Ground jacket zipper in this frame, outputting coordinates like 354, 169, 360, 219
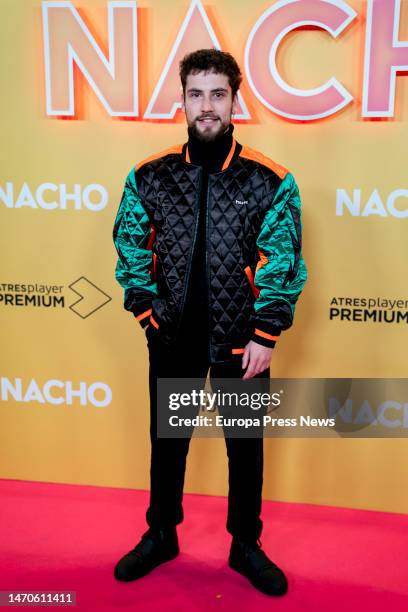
173, 167, 203, 345
206, 176, 212, 362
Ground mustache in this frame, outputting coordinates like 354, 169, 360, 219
196, 114, 219, 121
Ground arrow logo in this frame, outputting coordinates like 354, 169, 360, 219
68, 276, 111, 318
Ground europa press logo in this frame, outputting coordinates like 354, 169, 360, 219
0, 277, 111, 318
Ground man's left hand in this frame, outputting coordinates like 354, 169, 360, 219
241, 341, 273, 380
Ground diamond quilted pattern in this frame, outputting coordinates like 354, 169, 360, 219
135, 152, 282, 361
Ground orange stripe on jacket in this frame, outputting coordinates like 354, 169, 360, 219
136, 145, 184, 171
244, 266, 260, 299
239, 146, 289, 180
222, 139, 237, 170
151, 252, 157, 279
255, 248, 268, 277
146, 224, 156, 250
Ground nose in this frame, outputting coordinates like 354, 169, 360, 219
200, 94, 214, 114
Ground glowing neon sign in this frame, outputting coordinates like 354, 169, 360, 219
41, 0, 408, 121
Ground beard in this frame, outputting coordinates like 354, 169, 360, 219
188, 115, 231, 143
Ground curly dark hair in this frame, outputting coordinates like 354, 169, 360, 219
179, 48, 242, 97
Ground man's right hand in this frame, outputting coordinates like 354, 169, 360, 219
242, 340, 273, 380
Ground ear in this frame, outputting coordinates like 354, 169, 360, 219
180, 86, 186, 112
232, 93, 239, 117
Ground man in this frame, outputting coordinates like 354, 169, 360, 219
112, 49, 307, 596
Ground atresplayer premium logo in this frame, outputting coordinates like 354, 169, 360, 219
329, 296, 408, 324
68, 277, 111, 318
0, 276, 111, 318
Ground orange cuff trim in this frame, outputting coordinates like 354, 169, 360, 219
232, 348, 245, 354
150, 315, 159, 329
136, 308, 152, 322
254, 329, 278, 341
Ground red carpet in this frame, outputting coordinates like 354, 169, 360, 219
0, 479, 407, 611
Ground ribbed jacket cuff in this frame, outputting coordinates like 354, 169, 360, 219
251, 323, 281, 349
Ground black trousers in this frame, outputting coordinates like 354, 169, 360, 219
145, 324, 269, 542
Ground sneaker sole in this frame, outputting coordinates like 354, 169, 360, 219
228, 557, 288, 596
114, 548, 179, 582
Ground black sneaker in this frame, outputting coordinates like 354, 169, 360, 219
114, 527, 179, 581
228, 537, 288, 596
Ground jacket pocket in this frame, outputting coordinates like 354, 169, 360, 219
244, 266, 260, 299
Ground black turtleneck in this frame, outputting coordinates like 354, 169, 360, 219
177, 124, 235, 346
187, 123, 234, 173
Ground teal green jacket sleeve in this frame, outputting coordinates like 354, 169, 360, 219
112, 168, 157, 327
251, 171, 308, 348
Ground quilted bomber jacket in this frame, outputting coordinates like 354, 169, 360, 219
112, 136, 308, 364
